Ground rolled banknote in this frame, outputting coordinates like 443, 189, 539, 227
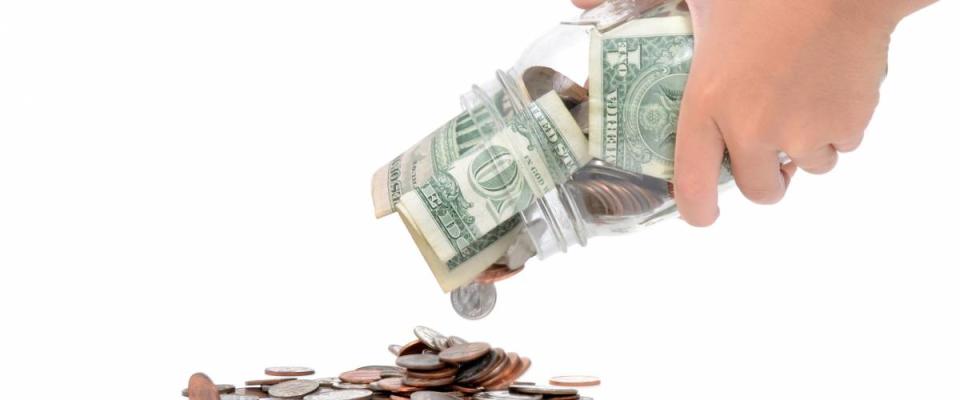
372, 91, 514, 219
398, 91, 590, 292
588, 15, 693, 181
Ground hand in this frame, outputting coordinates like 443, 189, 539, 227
573, 0, 935, 226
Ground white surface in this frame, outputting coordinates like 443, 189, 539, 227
1, 1, 958, 399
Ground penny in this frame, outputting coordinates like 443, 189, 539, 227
508, 385, 577, 396
182, 384, 235, 397
265, 366, 315, 377
357, 365, 405, 373
376, 377, 419, 394
398, 340, 430, 357
456, 348, 502, 384
471, 349, 509, 385
306, 389, 375, 400
414, 326, 447, 352
404, 365, 458, 380
186, 373, 220, 400
474, 265, 525, 284
341, 370, 383, 384
245, 378, 295, 386
410, 391, 461, 400
481, 353, 523, 390
268, 379, 321, 398
548, 376, 600, 387
450, 282, 497, 320
402, 374, 456, 388
439, 342, 492, 364
396, 354, 446, 371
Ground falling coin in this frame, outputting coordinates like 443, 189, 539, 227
549, 376, 601, 387
450, 282, 497, 320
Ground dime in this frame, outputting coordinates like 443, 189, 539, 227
450, 282, 497, 320
410, 391, 461, 400
268, 379, 321, 398
186, 373, 220, 400
305, 389, 375, 400
245, 378, 295, 386
182, 384, 235, 397
396, 354, 446, 371
265, 366, 315, 377
388, 345, 403, 356
508, 385, 578, 396
548, 376, 601, 387
439, 342, 492, 364
413, 326, 448, 352
341, 370, 383, 384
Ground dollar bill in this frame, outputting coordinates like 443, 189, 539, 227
588, 15, 694, 181
372, 92, 513, 219
398, 91, 589, 292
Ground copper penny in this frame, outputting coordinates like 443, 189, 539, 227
439, 342, 491, 364
410, 392, 461, 400
548, 376, 600, 387
341, 370, 383, 384
404, 366, 458, 380
377, 377, 419, 394
245, 378, 295, 386
396, 354, 446, 371
456, 348, 503, 384
402, 374, 456, 388
265, 366, 315, 377
398, 340, 430, 357
471, 349, 510, 385
474, 265, 525, 284
480, 353, 521, 390
186, 373, 222, 400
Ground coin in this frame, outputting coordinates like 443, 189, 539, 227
450, 282, 497, 320
234, 387, 269, 397
396, 354, 446, 371
474, 391, 543, 400
471, 349, 509, 385
182, 384, 235, 397
268, 379, 321, 398
439, 342, 492, 364
314, 377, 340, 387
404, 365, 458, 380
456, 348, 501, 384
410, 391, 461, 400
220, 395, 260, 400
245, 378, 295, 386
398, 339, 430, 357
388, 345, 403, 356
414, 326, 448, 352
474, 265, 525, 285
305, 389, 375, 400
446, 336, 468, 347
548, 376, 600, 387
186, 373, 220, 400
402, 374, 456, 388
265, 366, 315, 377
508, 385, 577, 396
376, 377, 419, 394
334, 382, 372, 390
341, 370, 383, 384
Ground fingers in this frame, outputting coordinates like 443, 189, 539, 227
727, 142, 789, 205
790, 145, 839, 175
674, 104, 726, 227
571, 0, 603, 9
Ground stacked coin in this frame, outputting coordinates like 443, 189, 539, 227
569, 163, 671, 220
184, 326, 597, 400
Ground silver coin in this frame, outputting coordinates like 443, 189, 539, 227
305, 389, 375, 400
388, 344, 403, 356
268, 379, 321, 398
474, 390, 543, 400
333, 382, 370, 390
220, 396, 259, 400
314, 377, 340, 387
414, 326, 448, 351
450, 282, 497, 320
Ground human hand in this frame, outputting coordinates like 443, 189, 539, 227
573, 0, 935, 226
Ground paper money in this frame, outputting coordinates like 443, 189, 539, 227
398, 91, 589, 292
371, 93, 513, 219
588, 15, 693, 181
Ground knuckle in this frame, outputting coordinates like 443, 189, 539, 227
737, 183, 785, 205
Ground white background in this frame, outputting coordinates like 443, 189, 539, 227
1, 1, 958, 399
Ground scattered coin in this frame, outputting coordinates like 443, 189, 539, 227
396, 354, 446, 371
305, 389, 375, 400
439, 342, 492, 364
182, 384, 235, 397
265, 366, 315, 377
268, 379, 321, 398
186, 373, 220, 400
410, 391, 461, 400
450, 282, 497, 320
388, 345, 403, 356
509, 385, 578, 396
446, 336, 468, 347
413, 326, 447, 352
220, 395, 259, 400
245, 378, 295, 386
474, 391, 543, 400
548, 376, 601, 387
340, 370, 383, 384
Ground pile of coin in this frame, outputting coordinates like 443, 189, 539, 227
183, 326, 597, 400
